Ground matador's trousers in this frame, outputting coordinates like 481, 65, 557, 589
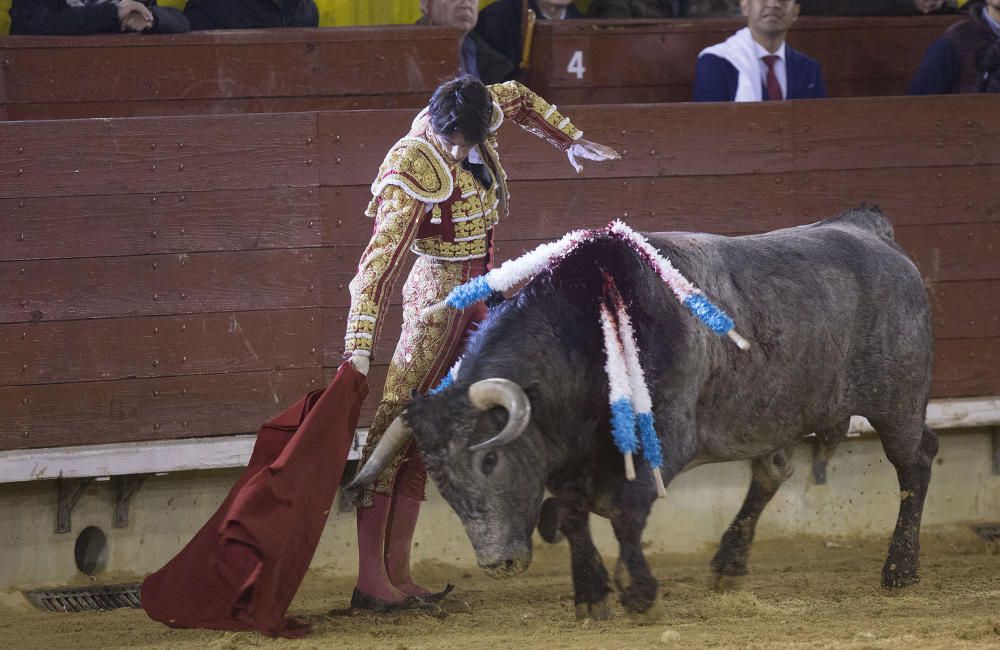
355, 254, 488, 507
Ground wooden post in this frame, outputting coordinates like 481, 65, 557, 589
113, 475, 147, 529
991, 427, 999, 476
56, 477, 93, 534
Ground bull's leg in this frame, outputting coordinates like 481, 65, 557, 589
710, 445, 795, 588
557, 492, 612, 620
609, 474, 658, 615
873, 422, 939, 588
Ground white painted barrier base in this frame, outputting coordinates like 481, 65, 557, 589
0, 430, 369, 484
0, 396, 997, 485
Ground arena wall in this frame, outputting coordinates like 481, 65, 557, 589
0, 17, 960, 120
2, 94, 999, 590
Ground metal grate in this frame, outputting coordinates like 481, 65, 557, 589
24, 583, 142, 612
973, 523, 1000, 543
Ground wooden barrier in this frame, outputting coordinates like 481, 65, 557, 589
0, 26, 461, 120
2, 93, 998, 452
527, 16, 962, 104
0, 16, 964, 122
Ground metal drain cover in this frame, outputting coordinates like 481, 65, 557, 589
973, 523, 1000, 543
24, 583, 142, 612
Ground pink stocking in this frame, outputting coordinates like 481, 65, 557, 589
384, 492, 428, 596
355, 492, 406, 601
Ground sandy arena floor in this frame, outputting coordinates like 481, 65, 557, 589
1, 526, 998, 650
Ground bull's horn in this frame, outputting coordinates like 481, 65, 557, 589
345, 414, 413, 492
467, 378, 531, 452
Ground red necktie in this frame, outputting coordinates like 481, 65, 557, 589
762, 54, 782, 101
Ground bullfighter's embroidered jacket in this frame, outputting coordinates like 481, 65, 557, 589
344, 81, 584, 358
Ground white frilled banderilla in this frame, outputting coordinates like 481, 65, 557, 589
423, 220, 751, 484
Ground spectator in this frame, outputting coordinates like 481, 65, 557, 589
798, 0, 948, 15
183, 0, 318, 30
693, 0, 826, 101
589, 0, 683, 17
474, 1, 585, 84
418, 0, 484, 78
10, 0, 188, 35
690, 0, 950, 17
688, 0, 741, 16
909, 0, 1000, 94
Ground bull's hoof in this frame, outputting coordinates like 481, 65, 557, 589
882, 574, 920, 589
710, 572, 746, 592
575, 598, 612, 621
881, 565, 920, 589
624, 597, 663, 625
709, 554, 749, 579
619, 583, 658, 615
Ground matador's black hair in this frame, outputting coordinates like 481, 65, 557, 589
428, 75, 493, 144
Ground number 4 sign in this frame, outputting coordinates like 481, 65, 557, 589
567, 50, 586, 80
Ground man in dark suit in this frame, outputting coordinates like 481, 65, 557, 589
474, 0, 585, 84
908, 0, 1000, 95
10, 0, 188, 34
418, 0, 487, 80
693, 0, 826, 101
183, 0, 318, 30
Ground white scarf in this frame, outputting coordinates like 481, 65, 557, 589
699, 27, 763, 103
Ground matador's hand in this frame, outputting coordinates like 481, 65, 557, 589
567, 139, 621, 173
349, 353, 370, 376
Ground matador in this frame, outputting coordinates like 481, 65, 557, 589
342, 75, 619, 614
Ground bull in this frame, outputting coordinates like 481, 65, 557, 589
348, 207, 938, 619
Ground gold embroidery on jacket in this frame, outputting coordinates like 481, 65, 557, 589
411, 237, 488, 260
344, 185, 422, 357
487, 81, 582, 149
369, 137, 453, 208
355, 257, 475, 504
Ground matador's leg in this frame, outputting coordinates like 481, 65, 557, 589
354, 258, 486, 603
354, 257, 486, 506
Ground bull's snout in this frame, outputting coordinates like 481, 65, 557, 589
478, 552, 531, 579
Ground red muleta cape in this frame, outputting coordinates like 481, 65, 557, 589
141, 362, 367, 637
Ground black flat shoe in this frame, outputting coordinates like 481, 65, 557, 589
416, 583, 455, 604
418, 583, 471, 613
349, 588, 420, 613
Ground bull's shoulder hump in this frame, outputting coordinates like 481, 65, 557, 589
642, 212, 901, 260
813, 207, 895, 241
642, 231, 722, 250
643, 221, 910, 275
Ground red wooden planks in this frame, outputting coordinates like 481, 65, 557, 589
0, 112, 318, 197
2, 92, 999, 450
1, 367, 323, 450
0, 309, 322, 386
0, 26, 460, 109
933, 338, 1000, 398
2, 248, 322, 324
929, 281, 1000, 340
318, 95, 1000, 186
1, 188, 320, 261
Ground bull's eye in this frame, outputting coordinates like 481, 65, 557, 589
481, 450, 498, 476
